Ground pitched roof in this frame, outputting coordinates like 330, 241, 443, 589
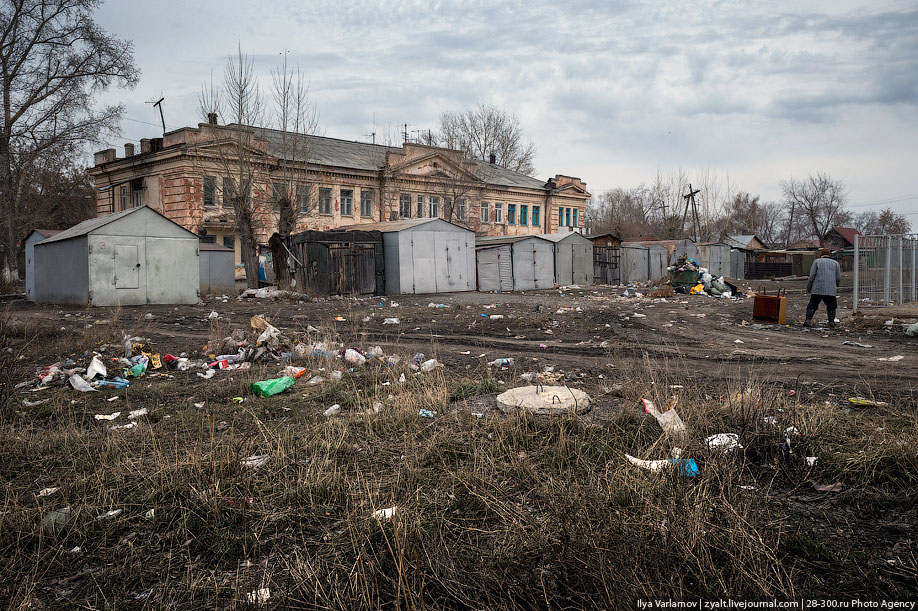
30, 229, 62, 239
38, 207, 148, 244
476, 235, 544, 247
538, 231, 590, 243
584, 232, 622, 242
830, 226, 860, 246
248, 126, 550, 191
725, 234, 764, 249
336, 218, 472, 233
39, 206, 199, 244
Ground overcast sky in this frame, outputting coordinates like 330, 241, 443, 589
95, 0, 918, 218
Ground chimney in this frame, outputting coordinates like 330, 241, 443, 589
93, 148, 116, 165
140, 138, 151, 154
150, 137, 163, 153
207, 112, 218, 125
124, 143, 135, 157
489, 153, 496, 165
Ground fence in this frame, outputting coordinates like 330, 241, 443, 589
853, 234, 918, 311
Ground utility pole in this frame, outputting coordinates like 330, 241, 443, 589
682, 184, 701, 241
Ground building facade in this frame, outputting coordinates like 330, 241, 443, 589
88, 120, 589, 274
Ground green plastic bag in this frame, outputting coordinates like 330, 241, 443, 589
251, 376, 295, 398
124, 363, 146, 378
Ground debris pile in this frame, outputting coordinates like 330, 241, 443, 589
667, 256, 736, 298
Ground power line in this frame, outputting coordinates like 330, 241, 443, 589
847, 194, 918, 208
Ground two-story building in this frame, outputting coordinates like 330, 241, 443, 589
88, 117, 589, 276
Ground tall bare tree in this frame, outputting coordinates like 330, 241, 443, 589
0, 0, 138, 281
269, 55, 319, 236
780, 173, 848, 246
853, 207, 911, 235
436, 104, 536, 175
198, 46, 265, 287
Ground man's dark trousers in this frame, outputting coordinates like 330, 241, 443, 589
806, 294, 837, 323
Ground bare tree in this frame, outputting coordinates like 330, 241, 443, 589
780, 173, 848, 246
854, 207, 911, 235
269, 55, 319, 236
587, 187, 662, 239
436, 104, 536, 175
198, 46, 265, 288
432, 160, 483, 230
0, 0, 138, 281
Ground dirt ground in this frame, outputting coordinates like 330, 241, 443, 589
7, 277, 918, 406
2, 281, 917, 607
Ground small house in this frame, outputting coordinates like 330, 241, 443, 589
339, 218, 475, 294
724, 234, 767, 251
475, 235, 555, 291
33, 207, 200, 306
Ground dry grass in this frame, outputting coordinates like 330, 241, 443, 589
0, 312, 916, 609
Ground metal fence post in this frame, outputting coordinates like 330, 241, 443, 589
885, 237, 892, 304
912, 237, 916, 303
853, 233, 859, 312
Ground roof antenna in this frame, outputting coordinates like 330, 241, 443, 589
147, 95, 166, 135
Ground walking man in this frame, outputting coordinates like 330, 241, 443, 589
805, 248, 842, 328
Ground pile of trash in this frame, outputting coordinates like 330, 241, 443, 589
667, 256, 735, 298
16, 315, 443, 407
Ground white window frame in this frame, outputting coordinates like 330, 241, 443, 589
319, 187, 332, 215
416, 195, 425, 218
480, 202, 490, 224
456, 198, 466, 221
296, 184, 310, 213
494, 202, 504, 224
340, 188, 354, 216
429, 196, 439, 218
360, 189, 374, 218
399, 193, 411, 218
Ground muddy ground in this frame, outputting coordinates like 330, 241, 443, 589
7, 278, 918, 406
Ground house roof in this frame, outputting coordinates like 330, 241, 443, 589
830, 226, 860, 246
476, 235, 544, 247
39, 206, 199, 244
199, 242, 233, 252
725, 234, 764, 249
38, 207, 148, 244
537, 232, 590, 243
584, 232, 622, 242
248, 126, 551, 191
29, 229, 63, 240
336, 217, 472, 233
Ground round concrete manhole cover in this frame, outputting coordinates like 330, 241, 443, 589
496, 385, 591, 415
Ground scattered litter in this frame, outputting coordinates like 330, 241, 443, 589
420, 359, 439, 372
208, 311, 220, 320
106, 396, 120, 402
848, 397, 888, 407
733, 339, 744, 344
109, 422, 136, 431
42, 506, 72, 533
69, 374, 97, 393
705, 433, 743, 452
145, 508, 156, 519
489, 314, 504, 320
37, 487, 59, 497
335, 316, 346, 321
418, 409, 437, 418
94, 412, 121, 421
196, 369, 215, 379
242, 454, 270, 469
128, 408, 148, 419
632, 313, 646, 318
374, 506, 397, 520
85, 355, 107, 380
383, 317, 400, 325
246, 588, 271, 604
805, 456, 818, 467
625, 453, 699, 477
811, 481, 844, 493
842, 341, 873, 348
906, 322, 918, 337
96, 509, 123, 520
284, 365, 307, 379
877, 355, 904, 362
489, 358, 514, 367
344, 348, 367, 366
428, 303, 447, 308
324, 404, 341, 417
641, 398, 687, 438
194, 401, 205, 408
22, 398, 49, 407
251, 376, 295, 398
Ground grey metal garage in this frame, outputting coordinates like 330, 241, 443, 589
339, 218, 475, 295
32, 206, 200, 306
539, 232, 593, 286
475, 235, 556, 292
